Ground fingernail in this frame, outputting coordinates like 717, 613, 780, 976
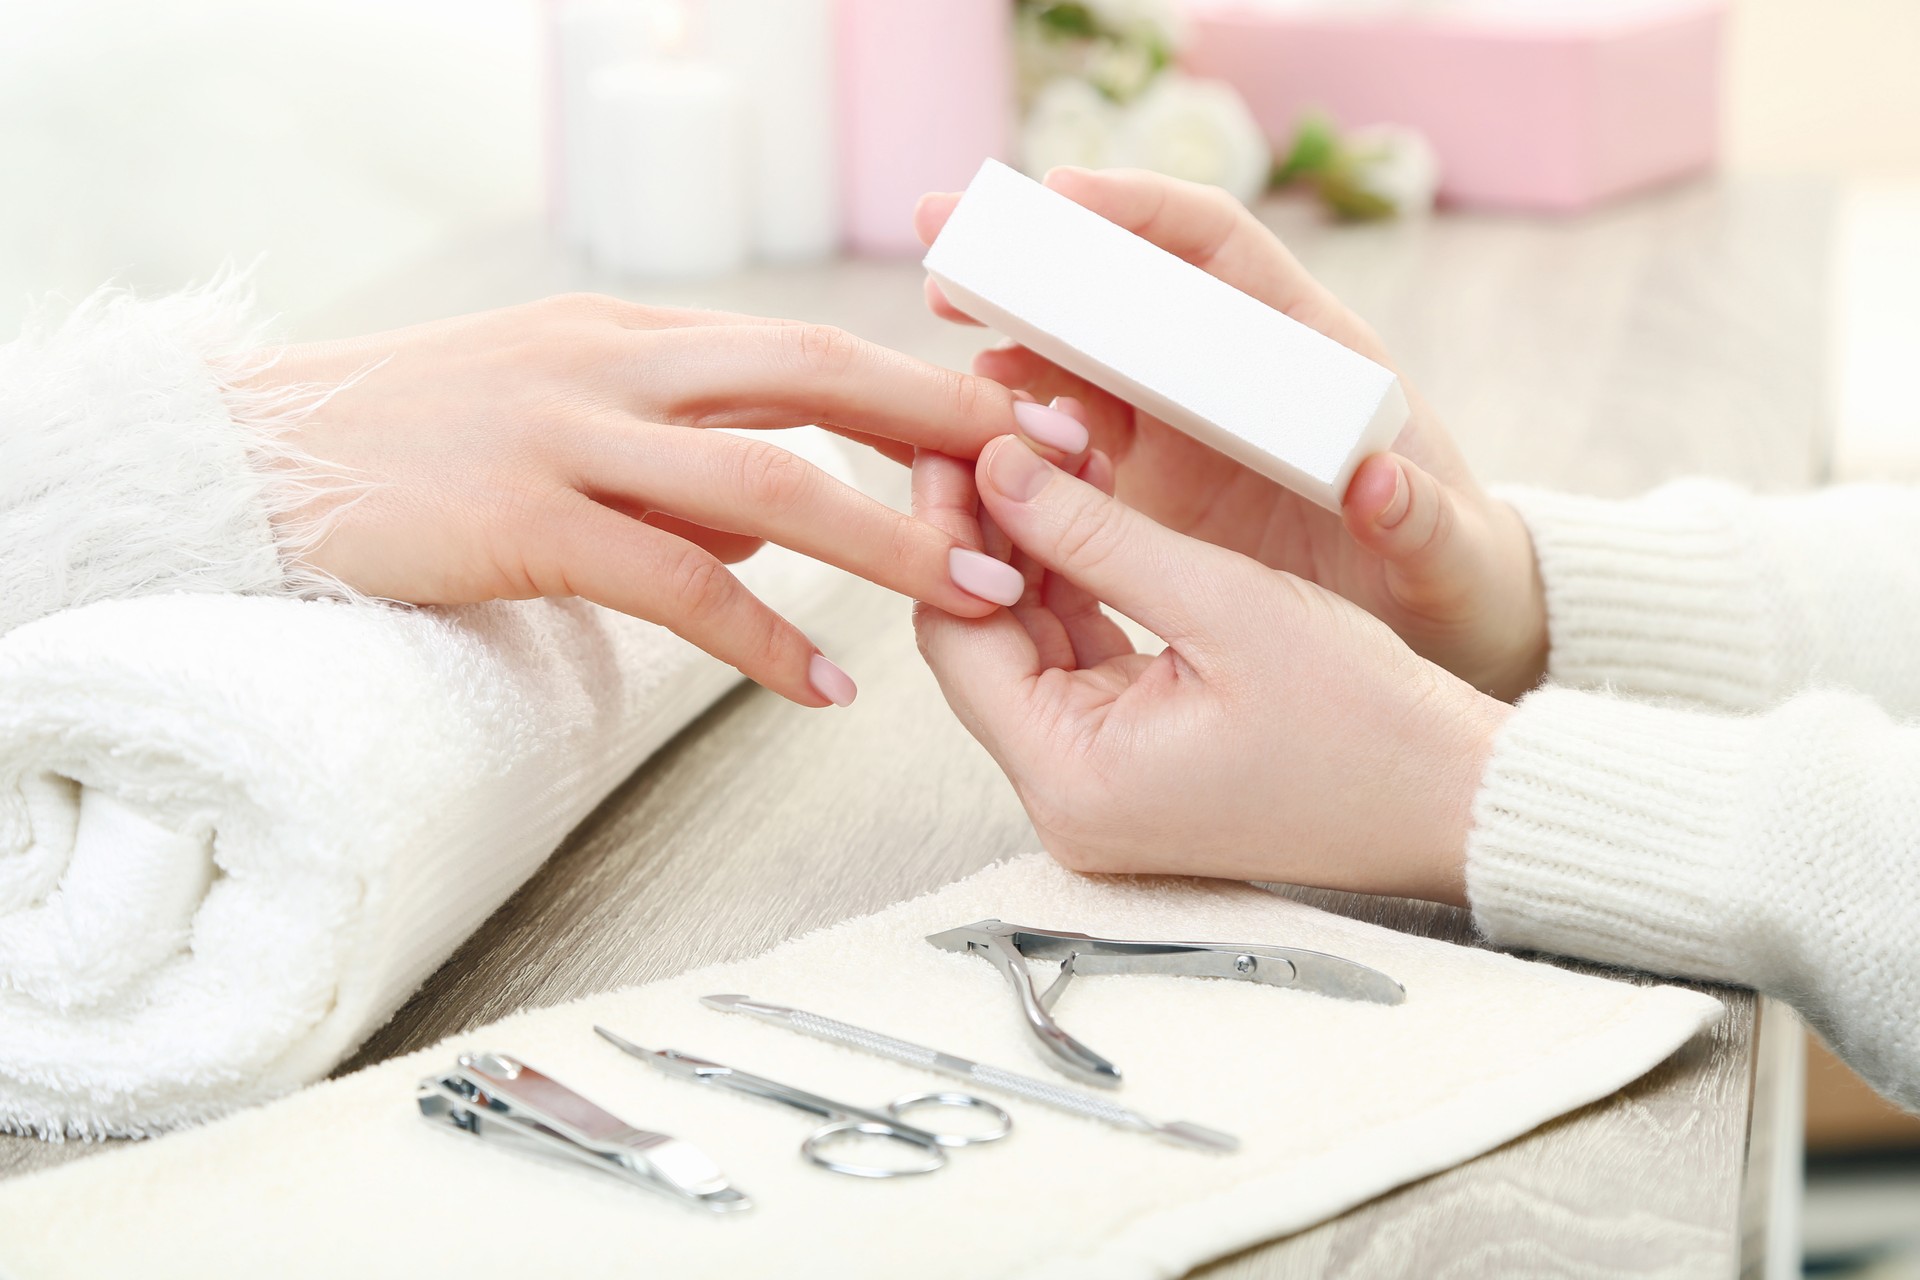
808, 654, 857, 707
948, 547, 1025, 606
1376, 462, 1411, 530
1013, 400, 1089, 453
986, 437, 1055, 502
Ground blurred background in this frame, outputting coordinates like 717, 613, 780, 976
1, 0, 1915, 1272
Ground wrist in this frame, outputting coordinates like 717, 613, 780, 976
1410, 677, 1510, 908
1482, 498, 1549, 703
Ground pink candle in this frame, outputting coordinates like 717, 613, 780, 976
837, 0, 1013, 256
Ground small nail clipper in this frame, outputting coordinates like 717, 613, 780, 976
926, 919, 1406, 1087
416, 1050, 751, 1213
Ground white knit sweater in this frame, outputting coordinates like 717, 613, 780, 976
1474, 482, 1920, 1111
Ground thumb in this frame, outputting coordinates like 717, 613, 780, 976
1340, 453, 1476, 616
975, 435, 1236, 649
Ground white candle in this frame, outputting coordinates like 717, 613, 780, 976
587, 60, 751, 280
702, 0, 839, 263
551, 0, 659, 248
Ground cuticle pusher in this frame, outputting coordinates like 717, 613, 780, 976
700, 993, 1239, 1153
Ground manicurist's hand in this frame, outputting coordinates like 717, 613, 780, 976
913, 436, 1510, 902
248, 294, 1090, 708
917, 169, 1547, 701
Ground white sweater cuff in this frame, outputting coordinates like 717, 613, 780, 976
1466, 686, 1752, 983
1497, 483, 1779, 710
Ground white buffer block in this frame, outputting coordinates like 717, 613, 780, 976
924, 160, 1408, 512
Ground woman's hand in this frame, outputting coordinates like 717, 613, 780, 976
917, 168, 1547, 702
248, 293, 1089, 708
913, 436, 1510, 902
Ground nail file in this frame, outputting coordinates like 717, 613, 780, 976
923, 158, 1408, 512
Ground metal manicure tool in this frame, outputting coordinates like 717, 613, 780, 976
415, 1050, 752, 1213
702, 993, 1239, 1152
927, 919, 1407, 1087
595, 1026, 1013, 1179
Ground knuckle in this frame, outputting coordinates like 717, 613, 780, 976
543, 291, 619, 320
1201, 183, 1243, 222
664, 548, 736, 622
946, 368, 990, 423
734, 441, 813, 517
882, 511, 930, 579
791, 323, 860, 377
746, 611, 804, 681
1050, 497, 1130, 575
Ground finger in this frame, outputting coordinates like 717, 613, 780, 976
971, 346, 1135, 443
545, 495, 852, 707
912, 597, 1042, 746
584, 426, 1023, 615
1042, 166, 1385, 360
634, 323, 1087, 458
1340, 452, 1471, 614
924, 274, 983, 326
1040, 451, 1134, 667
911, 448, 985, 550
974, 434, 1241, 648
914, 190, 961, 246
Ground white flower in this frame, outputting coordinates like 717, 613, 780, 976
1020, 77, 1124, 176
1084, 0, 1183, 48
1116, 74, 1271, 204
1087, 38, 1157, 103
1343, 125, 1440, 216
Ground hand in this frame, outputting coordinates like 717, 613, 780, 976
912, 436, 1510, 902
245, 293, 1090, 708
917, 168, 1547, 701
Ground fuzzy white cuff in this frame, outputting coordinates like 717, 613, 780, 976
0, 276, 352, 637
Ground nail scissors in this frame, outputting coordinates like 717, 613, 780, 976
595, 1026, 1013, 1179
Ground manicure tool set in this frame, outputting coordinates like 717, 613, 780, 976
416, 919, 1405, 1212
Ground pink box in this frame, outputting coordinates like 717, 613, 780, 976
1183, 1, 1725, 213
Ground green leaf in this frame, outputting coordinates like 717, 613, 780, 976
1317, 164, 1396, 221
1035, 3, 1100, 39
1273, 113, 1339, 185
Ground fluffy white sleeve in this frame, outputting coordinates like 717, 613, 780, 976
0, 280, 344, 637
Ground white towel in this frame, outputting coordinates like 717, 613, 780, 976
0, 431, 856, 1139
0, 856, 1724, 1279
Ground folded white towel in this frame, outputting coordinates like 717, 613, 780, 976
0, 855, 1724, 1279
0, 433, 856, 1139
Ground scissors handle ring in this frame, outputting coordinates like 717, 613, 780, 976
802, 1120, 946, 1179
888, 1091, 1013, 1147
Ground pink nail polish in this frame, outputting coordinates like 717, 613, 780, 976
1012, 400, 1089, 453
949, 547, 1025, 606
808, 654, 857, 707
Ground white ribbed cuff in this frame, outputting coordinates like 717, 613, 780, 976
1466, 687, 1753, 983
1497, 483, 1779, 710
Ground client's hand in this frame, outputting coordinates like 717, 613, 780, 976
917, 169, 1546, 701
247, 294, 1089, 708
913, 436, 1509, 902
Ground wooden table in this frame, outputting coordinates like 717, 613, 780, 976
1, 177, 1830, 1276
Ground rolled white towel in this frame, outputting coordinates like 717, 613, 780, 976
0, 445, 856, 1138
